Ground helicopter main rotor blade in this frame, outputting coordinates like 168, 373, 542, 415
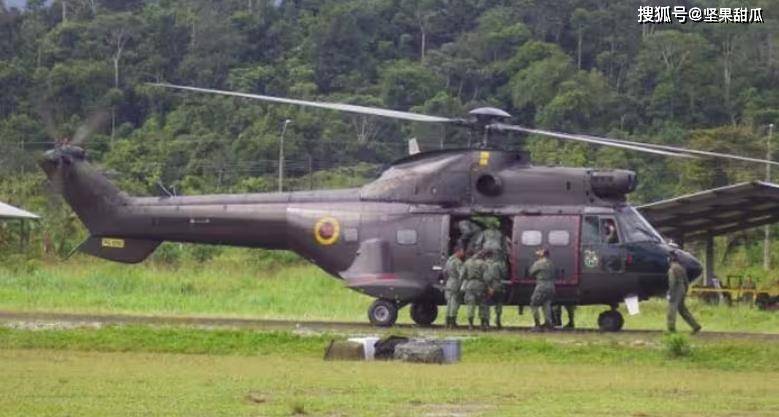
149, 83, 455, 124
576, 133, 779, 167
37, 102, 59, 140
491, 123, 697, 158
72, 110, 110, 145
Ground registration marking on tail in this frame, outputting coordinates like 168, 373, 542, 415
101, 238, 126, 249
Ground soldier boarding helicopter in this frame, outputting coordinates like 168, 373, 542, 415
39, 83, 779, 331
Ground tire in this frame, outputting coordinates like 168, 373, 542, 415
410, 301, 438, 326
597, 310, 624, 332
368, 299, 398, 327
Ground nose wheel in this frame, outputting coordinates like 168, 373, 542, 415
368, 299, 399, 327
597, 309, 624, 332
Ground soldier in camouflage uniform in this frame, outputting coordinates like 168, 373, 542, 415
461, 250, 487, 330
552, 305, 576, 329
443, 246, 465, 329
667, 251, 701, 333
529, 247, 556, 331
481, 226, 507, 257
483, 252, 508, 329
457, 220, 484, 254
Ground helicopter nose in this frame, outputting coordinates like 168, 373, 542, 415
676, 250, 703, 281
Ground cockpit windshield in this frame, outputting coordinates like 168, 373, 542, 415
617, 206, 665, 243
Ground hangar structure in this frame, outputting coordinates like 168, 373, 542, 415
639, 181, 779, 284
0, 201, 39, 251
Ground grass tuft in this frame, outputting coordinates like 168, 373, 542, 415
662, 333, 692, 358
289, 401, 307, 415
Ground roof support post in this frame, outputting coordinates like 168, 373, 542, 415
704, 235, 714, 286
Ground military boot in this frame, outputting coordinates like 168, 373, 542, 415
446, 317, 457, 329
480, 319, 489, 331
467, 317, 474, 331
495, 317, 502, 330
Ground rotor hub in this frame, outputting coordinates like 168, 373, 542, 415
467, 107, 512, 148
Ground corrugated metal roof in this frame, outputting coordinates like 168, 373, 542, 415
638, 181, 779, 241
0, 202, 39, 220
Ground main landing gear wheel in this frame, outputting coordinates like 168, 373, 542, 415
410, 301, 438, 326
597, 309, 624, 332
368, 299, 398, 327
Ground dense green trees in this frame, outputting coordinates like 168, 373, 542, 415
0, 0, 777, 264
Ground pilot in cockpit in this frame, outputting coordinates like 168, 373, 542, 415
603, 219, 618, 244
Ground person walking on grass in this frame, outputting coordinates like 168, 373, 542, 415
667, 250, 702, 334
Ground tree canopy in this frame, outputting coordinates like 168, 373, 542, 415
0, 0, 777, 261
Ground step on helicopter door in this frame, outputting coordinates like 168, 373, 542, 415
511, 215, 580, 302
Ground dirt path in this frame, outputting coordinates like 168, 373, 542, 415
1, 309, 777, 341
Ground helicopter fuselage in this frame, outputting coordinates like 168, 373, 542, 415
40, 147, 702, 326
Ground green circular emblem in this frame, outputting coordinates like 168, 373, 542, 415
584, 250, 599, 269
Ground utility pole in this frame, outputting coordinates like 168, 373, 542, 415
308, 154, 313, 190
766, 123, 774, 271
278, 119, 292, 192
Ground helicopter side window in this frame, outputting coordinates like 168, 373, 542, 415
521, 230, 542, 246
548, 230, 570, 246
396, 229, 417, 245
582, 216, 601, 244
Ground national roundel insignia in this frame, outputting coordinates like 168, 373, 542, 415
314, 217, 340, 245
584, 249, 599, 269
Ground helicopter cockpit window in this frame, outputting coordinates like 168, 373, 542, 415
548, 230, 570, 246
396, 229, 418, 245
521, 230, 542, 246
618, 207, 665, 243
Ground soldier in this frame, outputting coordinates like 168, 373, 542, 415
482, 225, 507, 257
554, 305, 575, 329
604, 220, 618, 244
742, 276, 756, 303
483, 252, 508, 329
443, 246, 465, 328
667, 251, 702, 334
529, 247, 555, 331
457, 219, 484, 254
461, 250, 487, 330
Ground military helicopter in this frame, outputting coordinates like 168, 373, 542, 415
39, 83, 779, 331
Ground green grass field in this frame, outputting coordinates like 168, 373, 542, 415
0, 326, 778, 417
1, 255, 777, 417
0, 255, 777, 332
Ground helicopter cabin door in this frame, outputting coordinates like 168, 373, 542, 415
511, 215, 580, 302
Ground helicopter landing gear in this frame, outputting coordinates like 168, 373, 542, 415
368, 299, 398, 327
597, 308, 624, 332
410, 301, 438, 327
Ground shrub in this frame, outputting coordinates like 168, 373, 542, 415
662, 333, 692, 358
152, 243, 183, 267
188, 244, 222, 263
